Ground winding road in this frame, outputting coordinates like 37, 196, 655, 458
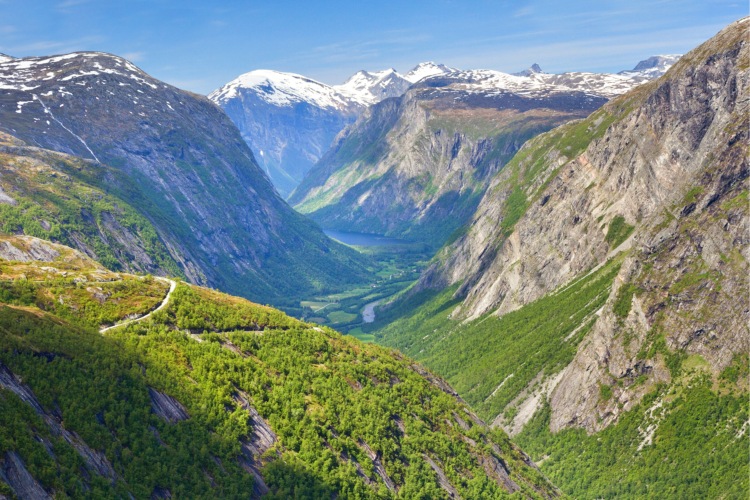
99, 277, 177, 333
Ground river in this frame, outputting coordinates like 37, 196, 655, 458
362, 300, 380, 323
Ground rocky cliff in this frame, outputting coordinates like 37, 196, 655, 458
290, 59, 676, 248
0, 52, 367, 303
394, 17, 748, 432
291, 83, 606, 247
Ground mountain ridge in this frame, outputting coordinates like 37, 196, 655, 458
0, 51, 368, 304
0, 234, 560, 499
288, 55, 680, 247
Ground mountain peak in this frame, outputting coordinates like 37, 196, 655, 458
618, 54, 682, 80
334, 68, 410, 105
512, 63, 544, 77
404, 61, 455, 83
631, 54, 682, 71
0, 51, 158, 94
209, 69, 352, 110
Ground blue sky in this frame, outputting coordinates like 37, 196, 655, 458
0, 1, 745, 94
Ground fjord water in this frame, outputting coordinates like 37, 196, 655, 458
324, 229, 409, 246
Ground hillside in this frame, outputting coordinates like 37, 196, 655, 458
0, 51, 367, 304
372, 18, 749, 497
289, 59, 675, 248
0, 131, 182, 278
0, 235, 558, 499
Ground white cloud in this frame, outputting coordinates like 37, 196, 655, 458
122, 51, 145, 62
57, 0, 91, 9
0, 35, 105, 56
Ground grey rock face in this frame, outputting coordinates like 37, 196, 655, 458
216, 93, 357, 198
0, 363, 118, 484
0, 52, 366, 303
0, 452, 51, 500
149, 387, 190, 423
291, 82, 606, 247
415, 19, 749, 432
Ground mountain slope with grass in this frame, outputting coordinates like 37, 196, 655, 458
0, 235, 558, 499
289, 57, 676, 248
0, 131, 183, 278
290, 82, 605, 248
373, 18, 748, 498
0, 51, 367, 305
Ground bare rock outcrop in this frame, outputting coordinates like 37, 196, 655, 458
233, 390, 277, 497
0, 452, 52, 500
423, 454, 460, 498
0, 363, 118, 485
148, 387, 190, 423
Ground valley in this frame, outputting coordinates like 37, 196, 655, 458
293, 239, 430, 338
0, 6, 747, 499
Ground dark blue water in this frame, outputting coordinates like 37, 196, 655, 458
324, 230, 409, 247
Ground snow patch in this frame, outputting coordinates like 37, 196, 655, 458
210, 69, 354, 109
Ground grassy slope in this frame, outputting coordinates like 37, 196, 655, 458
0, 135, 183, 278
0, 248, 557, 499
375, 259, 622, 422
515, 358, 748, 498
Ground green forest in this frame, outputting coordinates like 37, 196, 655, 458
0, 253, 556, 499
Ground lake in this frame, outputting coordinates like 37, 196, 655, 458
324, 230, 410, 247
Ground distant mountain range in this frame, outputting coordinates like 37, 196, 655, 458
211, 57, 680, 197
0, 51, 368, 304
287, 56, 682, 246
208, 62, 456, 196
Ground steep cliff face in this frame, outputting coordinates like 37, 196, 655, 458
381, 17, 748, 434
291, 85, 605, 247
0, 52, 367, 303
0, 131, 183, 277
209, 70, 361, 197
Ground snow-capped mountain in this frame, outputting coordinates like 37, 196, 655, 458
333, 63, 456, 105
619, 54, 682, 80
512, 63, 544, 77
210, 69, 355, 110
209, 70, 364, 197
211, 56, 678, 197
333, 69, 410, 106
209, 65, 421, 197
404, 62, 456, 83
209, 62, 457, 196
416, 55, 681, 100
